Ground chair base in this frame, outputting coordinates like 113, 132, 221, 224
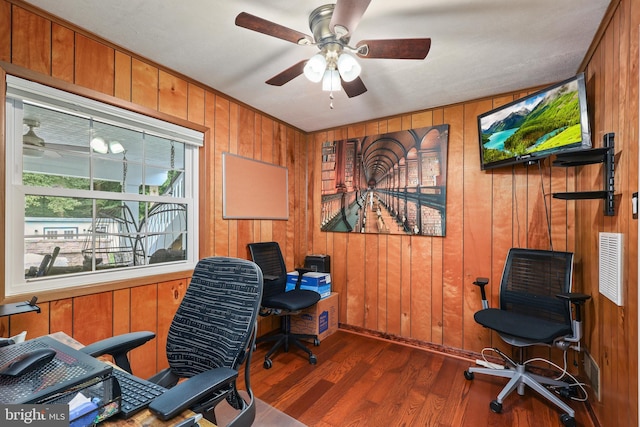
256, 315, 318, 369
466, 363, 575, 420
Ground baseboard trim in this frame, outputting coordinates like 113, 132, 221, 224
337, 323, 489, 363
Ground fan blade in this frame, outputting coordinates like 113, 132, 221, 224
330, 0, 372, 37
356, 38, 431, 59
342, 77, 367, 98
266, 60, 307, 86
235, 12, 313, 45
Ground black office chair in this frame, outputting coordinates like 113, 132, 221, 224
463, 248, 590, 427
247, 241, 321, 369
81, 256, 263, 427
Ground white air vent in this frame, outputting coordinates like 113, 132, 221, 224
599, 232, 623, 306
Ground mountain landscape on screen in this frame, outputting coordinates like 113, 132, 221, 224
479, 77, 583, 168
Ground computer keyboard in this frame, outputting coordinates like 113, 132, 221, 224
112, 368, 168, 418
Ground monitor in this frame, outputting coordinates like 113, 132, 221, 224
478, 73, 591, 170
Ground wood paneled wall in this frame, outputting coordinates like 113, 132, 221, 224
303, 1, 638, 426
0, 0, 303, 375
307, 97, 576, 352
576, 0, 639, 425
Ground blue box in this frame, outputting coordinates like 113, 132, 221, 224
286, 272, 331, 298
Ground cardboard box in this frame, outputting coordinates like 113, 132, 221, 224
290, 292, 339, 342
286, 271, 331, 298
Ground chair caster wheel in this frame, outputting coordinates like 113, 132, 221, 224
464, 370, 474, 380
490, 400, 502, 413
560, 414, 575, 427
313, 338, 320, 346
309, 355, 317, 365
263, 358, 272, 369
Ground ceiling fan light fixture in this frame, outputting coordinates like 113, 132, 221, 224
23, 127, 45, 147
322, 69, 341, 92
303, 54, 327, 83
90, 137, 109, 154
109, 140, 125, 154
337, 53, 361, 82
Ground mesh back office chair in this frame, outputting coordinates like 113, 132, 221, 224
463, 248, 590, 427
248, 241, 321, 369
81, 257, 263, 427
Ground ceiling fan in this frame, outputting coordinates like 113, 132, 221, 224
235, 0, 431, 100
23, 119, 50, 158
23, 119, 97, 158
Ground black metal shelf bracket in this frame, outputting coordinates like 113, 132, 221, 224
0, 296, 41, 318
552, 133, 615, 216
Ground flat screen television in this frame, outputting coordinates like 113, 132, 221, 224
478, 73, 591, 170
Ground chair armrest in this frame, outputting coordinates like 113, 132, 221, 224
556, 292, 591, 322
295, 267, 313, 275
80, 331, 155, 373
472, 277, 490, 308
293, 267, 314, 290
148, 367, 238, 421
556, 292, 591, 303
0, 338, 14, 347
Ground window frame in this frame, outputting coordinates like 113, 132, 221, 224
1, 65, 207, 302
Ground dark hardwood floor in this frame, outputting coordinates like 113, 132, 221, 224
247, 329, 595, 427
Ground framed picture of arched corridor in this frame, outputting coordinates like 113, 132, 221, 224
320, 124, 449, 236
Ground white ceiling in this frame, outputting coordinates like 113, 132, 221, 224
23, 0, 610, 133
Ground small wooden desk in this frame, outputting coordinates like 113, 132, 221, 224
49, 332, 216, 427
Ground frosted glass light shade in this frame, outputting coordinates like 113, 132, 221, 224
322, 69, 341, 92
337, 54, 361, 82
109, 141, 125, 154
303, 54, 327, 83
90, 137, 108, 154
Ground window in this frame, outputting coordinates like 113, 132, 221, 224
5, 76, 202, 296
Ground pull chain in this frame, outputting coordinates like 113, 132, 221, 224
122, 150, 128, 192
170, 141, 175, 169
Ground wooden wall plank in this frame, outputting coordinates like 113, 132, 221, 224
114, 51, 131, 101
11, 5, 50, 75
72, 292, 112, 345
212, 95, 230, 257
74, 34, 114, 95
441, 104, 464, 350
399, 236, 411, 337
0, 1, 9, 63
156, 278, 186, 371
51, 23, 73, 82
385, 234, 401, 335
129, 284, 158, 378
431, 237, 444, 344
333, 232, 348, 324
410, 235, 431, 341
49, 298, 73, 337
462, 99, 493, 353
131, 58, 158, 110
364, 232, 379, 330
346, 234, 366, 327
187, 83, 205, 126
376, 233, 388, 332
112, 288, 130, 336
158, 70, 188, 120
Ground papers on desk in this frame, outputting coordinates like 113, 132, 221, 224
69, 393, 99, 427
